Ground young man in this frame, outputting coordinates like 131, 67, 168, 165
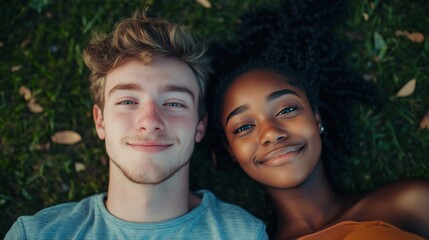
5, 11, 268, 239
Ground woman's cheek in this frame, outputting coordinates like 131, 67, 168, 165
232, 140, 255, 166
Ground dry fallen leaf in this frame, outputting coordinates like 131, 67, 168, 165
27, 97, 44, 113
362, 12, 369, 21
395, 30, 425, 43
75, 162, 86, 172
406, 32, 424, 43
19, 86, 32, 100
195, 0, 211, 8
11, 65, 22, 72
420, 115, 429, 129
395, 78, 416, 98
51, 130, 82, 145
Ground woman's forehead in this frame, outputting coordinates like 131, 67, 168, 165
227, 69, 295, 96
222, 69, 306, 112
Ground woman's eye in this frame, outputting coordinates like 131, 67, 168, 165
165, 102, 185, 108
276, 106, 297, 116
233, 124, 254, 134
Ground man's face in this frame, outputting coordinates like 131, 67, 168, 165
93, 57, 206, 184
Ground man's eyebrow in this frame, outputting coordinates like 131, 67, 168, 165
160, 84, 195, 101
108, 83, 142, 96
225, 105, 249, 126
266, 89, 299, 102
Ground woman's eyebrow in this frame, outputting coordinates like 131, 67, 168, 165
266, 89, 298, 102
224, 89, 299, 126
225, 105, 248, 126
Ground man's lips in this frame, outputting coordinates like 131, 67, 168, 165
127, 141, 173, 153
256, 144, 305, 166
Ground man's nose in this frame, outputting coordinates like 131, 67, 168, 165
135, 100, 166, 132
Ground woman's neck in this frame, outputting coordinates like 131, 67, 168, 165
265, 161, 349, 239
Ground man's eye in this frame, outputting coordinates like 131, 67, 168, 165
276, 106, 297, 116
118, 100, 137, 105
233, 124, 253, 135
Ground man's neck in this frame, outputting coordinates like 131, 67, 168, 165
105, 163, 197, 223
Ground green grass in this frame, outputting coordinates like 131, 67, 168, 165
337, 0, 429, 192
1, 0, 428, 237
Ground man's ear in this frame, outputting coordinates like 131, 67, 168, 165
93, 105, 105, 140
195, 114, 208, 143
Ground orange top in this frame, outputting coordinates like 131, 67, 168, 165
298, 221, 424, 240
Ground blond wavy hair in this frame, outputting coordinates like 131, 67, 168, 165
83, 11, 211, 117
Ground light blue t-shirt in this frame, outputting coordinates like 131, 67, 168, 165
5, 190, 267, 240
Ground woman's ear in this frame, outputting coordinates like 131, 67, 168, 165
314, 111, 324, 134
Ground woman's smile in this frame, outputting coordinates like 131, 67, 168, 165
221, 69, 322, 188
256, 143, 305, 166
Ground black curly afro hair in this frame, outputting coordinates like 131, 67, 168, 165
207, 0, 382, 187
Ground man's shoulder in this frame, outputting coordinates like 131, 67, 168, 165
5, 193, 104, 239
195, 189, 268, 239
199, 190, 257, 217
25, 193, 102, 221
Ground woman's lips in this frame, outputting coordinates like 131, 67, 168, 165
257, 144, 305, 166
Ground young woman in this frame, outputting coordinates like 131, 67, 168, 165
210, 55, 429, 239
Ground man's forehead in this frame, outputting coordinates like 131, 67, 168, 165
105, 58, 199, 92
106, 81, 198, 101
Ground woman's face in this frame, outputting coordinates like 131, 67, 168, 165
221, 69, 322, 188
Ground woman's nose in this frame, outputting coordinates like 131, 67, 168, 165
258, 120, 287, 146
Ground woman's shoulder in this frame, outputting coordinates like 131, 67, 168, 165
364, 179, 429, 211
350, 179, 429, 216
343, 179, 429, 236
